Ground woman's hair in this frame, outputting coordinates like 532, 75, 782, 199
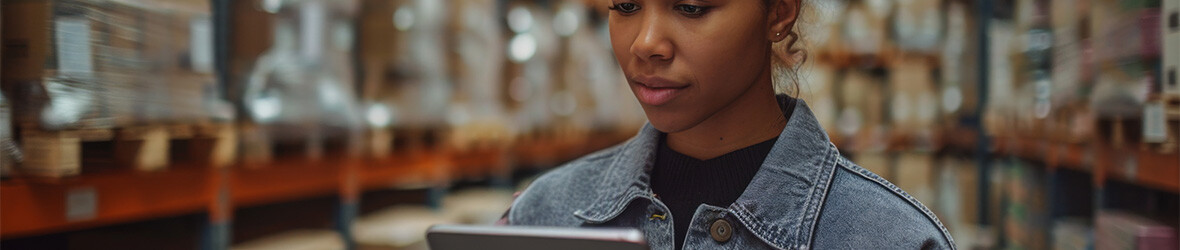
763, 0, 807, 97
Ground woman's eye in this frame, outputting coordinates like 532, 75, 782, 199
675, 4, 707, 16
609, 3, 640, 14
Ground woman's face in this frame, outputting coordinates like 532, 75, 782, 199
608, 0, 775, 133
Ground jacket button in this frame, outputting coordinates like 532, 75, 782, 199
710, 219, 733, 243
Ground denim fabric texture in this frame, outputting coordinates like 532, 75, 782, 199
507, 98, 956, 250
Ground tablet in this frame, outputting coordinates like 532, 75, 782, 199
426, 224, 649, 250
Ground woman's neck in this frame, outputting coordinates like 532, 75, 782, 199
665, 67, 786, 160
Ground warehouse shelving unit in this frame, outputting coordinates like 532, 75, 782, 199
992, 136, 1179, 193
0, 133, 627, 248
816, 0, 1177, 248
3, 0, 1177, 249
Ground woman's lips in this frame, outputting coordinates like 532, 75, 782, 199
631, 76, 688, 106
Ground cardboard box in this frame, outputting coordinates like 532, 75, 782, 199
798, 63, 837, 131
852, 151, 892, 181
1095, 211, 1178, 250
889, 57, 938, 134
936, 157, 981, 249
2, 0, 217, 128
1164, 0, 1179, 95
895, 152, 935, 206
1, 1, 70, 84
841, 3, 888, 55
838, 70, 885, 148
1, 94, 10, 176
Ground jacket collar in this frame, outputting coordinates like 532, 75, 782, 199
573, 97, 840, 249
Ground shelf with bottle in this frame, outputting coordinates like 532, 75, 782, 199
991, 133, 1179, 194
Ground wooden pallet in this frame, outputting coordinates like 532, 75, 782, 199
366, 128, 395, 158
239, 124, 363, 164
1097, 114, 1178, 155
1097, 117, 1139, 151
17, 123, 236, 178
1163, 94, 1180, 118
389, 127, 449, 154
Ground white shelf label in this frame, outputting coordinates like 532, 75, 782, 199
66, 187, 97, 221
190, 17, 214, 73
55, 17, 93, 77
1143, 103, 1168, 143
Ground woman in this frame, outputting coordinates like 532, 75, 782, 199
506, 0, 955, 249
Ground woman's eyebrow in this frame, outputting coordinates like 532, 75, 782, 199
675, 0, 718, 4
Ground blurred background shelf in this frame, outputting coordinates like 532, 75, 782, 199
0, 167, 214, 239
0, 130, 628, 247
993, 136, 1180, 193
2, 0, 1178, 249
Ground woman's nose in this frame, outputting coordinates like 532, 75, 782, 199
629, 14, 674, 62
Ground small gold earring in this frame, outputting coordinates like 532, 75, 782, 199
776, 32, 781, 37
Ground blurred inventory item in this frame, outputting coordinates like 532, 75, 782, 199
1, 0, 235, 177
1095, 211, 1178, 250
2, 0, 228, 129
1, 90, 13, 177
354, 0, 452, 142
1165, 0, 1178, 96
0, 0, 1176, 250
445, 0, 513, 151
235, 0, 364, 163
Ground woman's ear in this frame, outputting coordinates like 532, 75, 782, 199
767, 0, 801, 42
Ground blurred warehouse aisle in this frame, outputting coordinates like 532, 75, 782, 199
1, 0, 1178, 249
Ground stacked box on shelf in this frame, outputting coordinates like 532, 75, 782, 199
888, 57, 938, 147
1008, 0, 1053, 138
840, 1, 889, 57
235, 0, 364, 162
444, 0, 515, 152
1047, 0, 1095, 143
1, 0, 223, 129
794, 0, 842, 57
890, 0, 941, 54
935, 156, 981, 249
1051, 218, 1093, 250
549, 0, 629, 147
895, 152, 936, 209
796, 63, 838, 134
1087, 0, 1161, 122
353, 0, 453, 155
571, 0, 645, 134
1148, 0, 1180, 153
1165, 0, 1179, 96
835, 70, 886, 152
1, 90, 10, 176
1, 0, 234, 177
1095, 211, 1178, 250
939, 1, 980, 125
851, 151, 891, 183
983, 19, 1020, 137
1000, 160, 1049, 250
354, 0, 401, 157
3, 0, 111, 129
502, 2, 561, 139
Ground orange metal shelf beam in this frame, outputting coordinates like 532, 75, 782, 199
0, 166, 214, 239
230, 157, 344, 207
0, 131, 636, 240
358, 152, 451, 190
992, 136, 1179, 193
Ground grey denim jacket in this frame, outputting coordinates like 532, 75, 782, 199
507, 99, 956, 250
